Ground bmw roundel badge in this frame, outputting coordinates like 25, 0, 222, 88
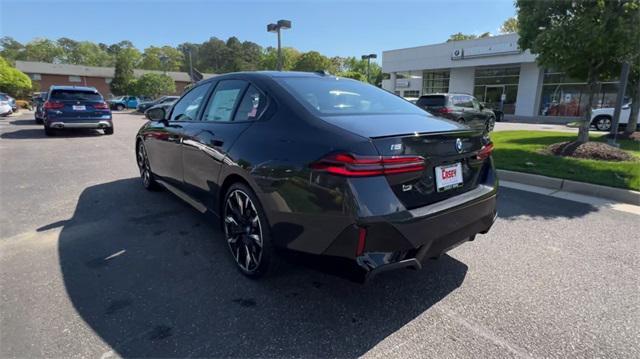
455, 138, 463, 153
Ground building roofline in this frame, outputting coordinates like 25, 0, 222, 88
383, 33, 519, 55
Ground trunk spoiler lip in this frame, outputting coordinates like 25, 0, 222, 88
370, 129, 482, 140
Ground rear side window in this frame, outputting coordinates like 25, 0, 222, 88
451, 95, 473, 108
416, 96, 446, 107
50, 90, 102, 101
203, 80, 247, 122
233, 85, 267, 121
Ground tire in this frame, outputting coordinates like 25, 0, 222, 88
136, 141, 161, 191
222, 183, 274, 278
116, 104, 125, 111
593, 116, 612, 131
35, 117, 43, 124
104, 127, 114, 135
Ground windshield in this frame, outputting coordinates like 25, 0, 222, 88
51, 90, 103, 101
278, 76, 424, 116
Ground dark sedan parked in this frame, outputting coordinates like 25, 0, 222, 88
137, 72, 497, 281
416, 94, 496, 134
137, 96, 179, 113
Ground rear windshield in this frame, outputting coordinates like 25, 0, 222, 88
277, 77, 424, 115
51, 90, 103, 101
416, 96, 446, 107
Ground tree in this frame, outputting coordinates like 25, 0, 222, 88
624, 63, 640, 136
134, 73, 175, 98
0, 37, 25, 62
500, 17, 519, 33
447, 32, 490, 42
58, 39, 111, 66
0, 56, 32, 97
260, 47, 300, 71
23, 38, 63, 63
110, 49, 136, 95
517, 0, 640, 143
140, 46, 184, 71
293, 51, 332, 72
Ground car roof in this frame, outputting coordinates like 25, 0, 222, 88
49, 85, 98, 92
197, 70, 343, 85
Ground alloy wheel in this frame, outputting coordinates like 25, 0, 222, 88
137, 143, 151, 187
223, 189, 263, 273
596, 117, 612, 131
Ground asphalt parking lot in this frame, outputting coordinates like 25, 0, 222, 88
1, 111, 639, 358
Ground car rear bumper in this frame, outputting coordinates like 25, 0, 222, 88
322, 176, 498, 281
47, 119, 113, 129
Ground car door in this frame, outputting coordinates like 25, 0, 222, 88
144, 83, 211, 188
181, 79, 268, 209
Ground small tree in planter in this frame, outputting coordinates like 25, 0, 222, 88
517, 0, 640, 143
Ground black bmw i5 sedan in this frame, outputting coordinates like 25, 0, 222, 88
136, 71, 498, 281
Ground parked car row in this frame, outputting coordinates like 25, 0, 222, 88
414, 93, 496, 134
137, 96, 179, 113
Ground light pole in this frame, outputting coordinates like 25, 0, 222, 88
267, 19, 292, 71
361, 53, 377, 83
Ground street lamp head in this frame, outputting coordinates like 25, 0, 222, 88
361, 55, 368, 60
267, 23, 279, 33
277, 19, 292, 29
369, 54, 377, 59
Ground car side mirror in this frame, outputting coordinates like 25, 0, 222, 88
146, 107, 166, 121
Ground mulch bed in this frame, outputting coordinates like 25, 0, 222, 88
544, 141, 634, 161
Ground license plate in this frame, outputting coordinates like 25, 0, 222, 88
435, 162, 463, 192
72, 105, 86, 111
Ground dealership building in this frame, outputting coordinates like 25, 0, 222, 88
382, 33, 621, 122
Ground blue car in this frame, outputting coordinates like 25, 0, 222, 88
43, 86, 113, 136
108, 96, 143, 111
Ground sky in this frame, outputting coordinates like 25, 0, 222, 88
0, 0, 516, 62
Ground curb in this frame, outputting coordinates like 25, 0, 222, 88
497, 169, 640, 206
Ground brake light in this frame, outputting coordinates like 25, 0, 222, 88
93, 102, 109, 109
476, 143, 494, 160
438, 107, 452, 114
311, 153, 425, 177
44, 101, 64, 110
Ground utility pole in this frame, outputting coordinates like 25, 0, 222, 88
189, 49, 194, 84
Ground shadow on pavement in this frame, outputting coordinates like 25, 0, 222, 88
1, 128, 104, 139
497, 186, 598, 220
56, 178, 467, 357
9, 119, 38, 126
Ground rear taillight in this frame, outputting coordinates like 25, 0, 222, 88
44, 101, 64, 110
356, 227, 367, 256
93, 102, 109, 109
311, 153, 425, 177
438, 107, 452, 114
476, 143, 494, 160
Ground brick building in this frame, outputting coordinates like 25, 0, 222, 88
15, 61, 215, 98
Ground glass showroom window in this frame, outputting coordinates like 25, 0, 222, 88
473, 66, 520, 115
422, 70, 449, 94
539, 70, 620, 117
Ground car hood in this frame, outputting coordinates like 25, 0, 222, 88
318, 113, 470, 138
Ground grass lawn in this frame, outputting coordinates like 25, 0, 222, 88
491, 131, 640, 190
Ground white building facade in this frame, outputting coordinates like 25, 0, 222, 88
382, 34, 621, 122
